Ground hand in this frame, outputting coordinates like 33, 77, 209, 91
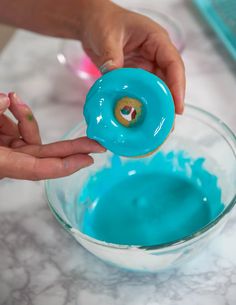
0, 0, 185, 113
81, 1, 185, 114
0, 93, 105, 180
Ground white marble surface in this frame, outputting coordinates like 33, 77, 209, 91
0, 0, 236, 304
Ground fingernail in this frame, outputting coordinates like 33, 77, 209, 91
96, 146, 106, 153
81, 158, 94, 169
10, 92, 27, 106
92, 141, 106, 153
180, 90, 185, 114
171, 121, 175, 132
99, 60, 116, 74
176, 92, 184, 115
88, 158, 94, 166
177, 105, 184, 115
179, 101, 184, 114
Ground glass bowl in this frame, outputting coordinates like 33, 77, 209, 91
45, 105, 236, 272
57, 8, 185, 87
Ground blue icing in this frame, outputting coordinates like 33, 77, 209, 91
83, 68, 175, 157
77, 151, 224, 246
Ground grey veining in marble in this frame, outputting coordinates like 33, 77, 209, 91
0, 0, 235, 304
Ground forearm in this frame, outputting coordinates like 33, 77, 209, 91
0, 0, 108, 40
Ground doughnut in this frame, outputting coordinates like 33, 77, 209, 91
83, 68, 175, 157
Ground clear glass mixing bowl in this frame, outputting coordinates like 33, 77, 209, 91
45, 105, 236, 272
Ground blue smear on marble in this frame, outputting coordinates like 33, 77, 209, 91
77, 151, 224, 246
83, 68, 175, 157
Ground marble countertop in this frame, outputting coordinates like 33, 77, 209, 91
0, 0, 236, 304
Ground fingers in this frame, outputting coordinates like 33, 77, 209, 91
84, 35, 124, 73
10, 139, 27, 148
13, 137, 106, 157
123, 11, 186, 114
0, 93, 20, 138
0, 134, 17, 147
8, 92, 42, 145
0, 93, 10, 115
0, 148, 94, 180
154, 35, 185, 114
124, 53, 154, 72
0, 114, 20, 137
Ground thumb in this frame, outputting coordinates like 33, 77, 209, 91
0, 93, 10, 115
94, 37, 124, 74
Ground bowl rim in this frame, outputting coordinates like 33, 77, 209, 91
45, 104, 236, 251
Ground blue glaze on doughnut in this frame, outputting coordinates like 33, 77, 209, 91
83, 68, 175, 157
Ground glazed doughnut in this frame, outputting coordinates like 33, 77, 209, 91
83, 68, 175, 157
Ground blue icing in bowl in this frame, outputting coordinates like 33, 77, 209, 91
78, 151, 224, 246
83, 68, 175, 157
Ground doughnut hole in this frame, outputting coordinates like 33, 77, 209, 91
114, 97, 144, 127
